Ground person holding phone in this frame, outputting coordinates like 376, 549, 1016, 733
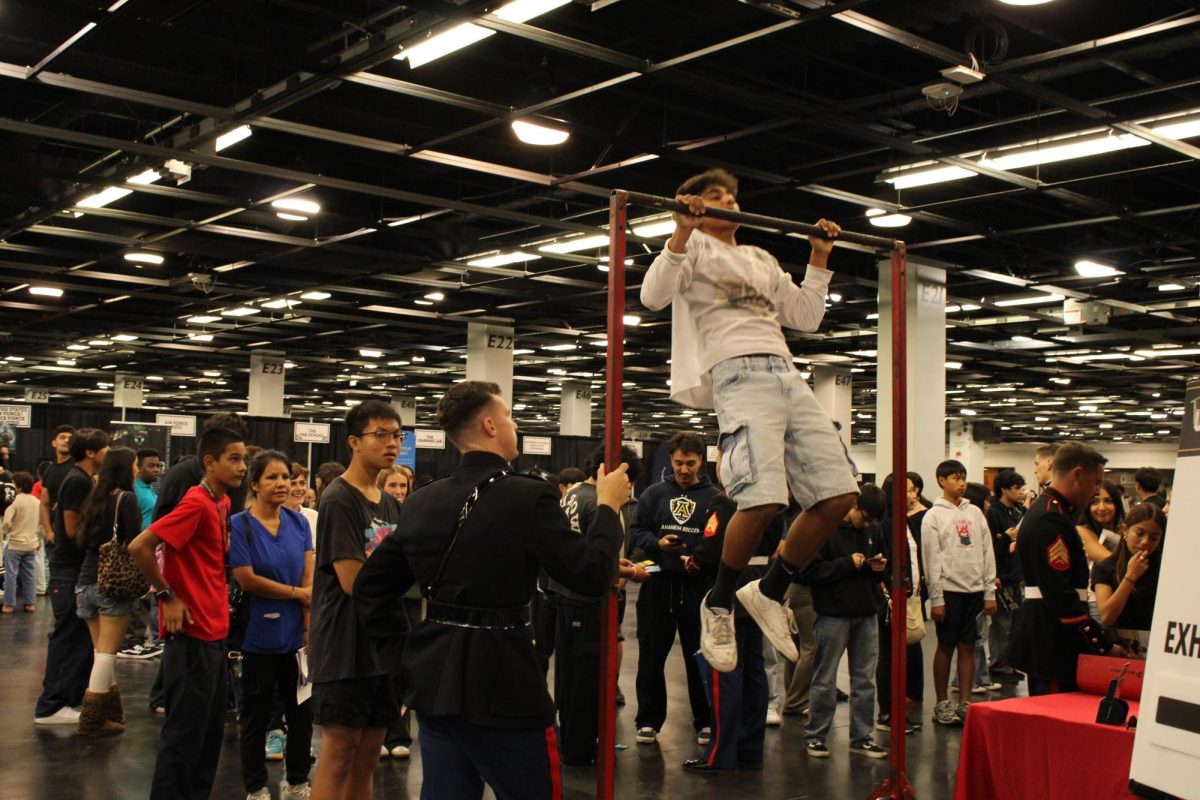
628, 432, 720, 747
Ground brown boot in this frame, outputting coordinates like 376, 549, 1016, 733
107, 684, 126, 724
78, 691, 124, 737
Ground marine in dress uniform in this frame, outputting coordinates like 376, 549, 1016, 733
1006, 486, 1113, 695
354, 450, 625, 800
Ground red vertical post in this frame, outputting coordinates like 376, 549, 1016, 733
596, 190, 628, 800
873, 243, 914, 800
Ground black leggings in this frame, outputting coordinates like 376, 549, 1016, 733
239, 651, 313, 791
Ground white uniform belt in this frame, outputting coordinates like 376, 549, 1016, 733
1024, 587, 1087, 601
748, 556, 769, 566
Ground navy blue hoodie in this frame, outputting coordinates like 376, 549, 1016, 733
629, 473, 719, 577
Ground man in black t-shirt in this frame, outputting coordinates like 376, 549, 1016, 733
38, 425, 76, 544
309, 401, 404, 800
34, 428, 109, 724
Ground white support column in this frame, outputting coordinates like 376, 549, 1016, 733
560, 381, 593, 437
877, 259, 947, 487
466, 323, 514, 402
391, 396, 417, 427
812, 365, 852, 450
248, 354, 286, 417
948, 420, 985, 481
113, 373, 144, 409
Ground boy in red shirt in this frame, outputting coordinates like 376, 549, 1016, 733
129, 426, 246, 800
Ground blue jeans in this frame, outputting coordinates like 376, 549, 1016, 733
805, 614, 879, 745
3, 548, 37, 607
34, 566, 94, 717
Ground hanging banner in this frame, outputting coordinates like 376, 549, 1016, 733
1129, 379, 1200, 798
0, 404, 32, 428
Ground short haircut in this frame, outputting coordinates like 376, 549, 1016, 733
1035, 444, 1058, 461
197, 426, 244, 464
290, 462, 309, 479
53, 424, 76, 438
1134, 467, 1162, 493
936, 459, 966, 481
584, 444, 642, 483
667, 432, 705, 459
557, 467, 586, 487
316, 461, 345, 489
677, 168, 738, 199
11, 471, 34, 493
247, 449, 290, 486
436, 381, 502, 439
136, 448, 160, 464
856, 484, 886, 522
345, 399, 402, 438
1051, 443, 1107, 476
993, 469, 1025, 495
964, 482, 990, 512
69, 428, 110, 462
203, 412, 248, 438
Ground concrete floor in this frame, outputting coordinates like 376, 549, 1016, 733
0, 586, 1022, 799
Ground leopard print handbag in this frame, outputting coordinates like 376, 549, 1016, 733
97, 491, 150, 601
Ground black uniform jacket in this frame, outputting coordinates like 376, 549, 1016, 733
354, 450, 621, 729
1006, 487, 1112, 682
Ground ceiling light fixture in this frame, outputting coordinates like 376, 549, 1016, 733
414, 299, 434, 306
300, 291, 331, 300
261, 299, 299, 309
631, 220, 676, 238
76, 186, 132, 209
111, 334, 137, 341
1157, 283, 1186, 291
67, 344, 89, 351
993, 292, 1065, 307
397, 0, 570, 68
541, 344, 577, 351
424, 292, 446, 301
539, 235, 610, 254
124, 252, 164, 265
276, 212, 308, 221
359, 349, 383, 358
623, 315, 641, 326
222, 307, 258, 317
187, 315, 220, 324
271, 198, 321, 215
30, 286, 64, 297
465, 252, 540, 268
88, 339, 111, 346
511, 118, 570, 146
865, 208, 912, 228
1074, 259, 1122, 278
188, 333, 214, 342
56, 359, 76, 366
214, 125, 252, 152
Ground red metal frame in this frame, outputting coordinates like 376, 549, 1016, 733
597, 190, 628, 800
871, 243, 914, 800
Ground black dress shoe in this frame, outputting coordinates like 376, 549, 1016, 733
682, 759, 725, 775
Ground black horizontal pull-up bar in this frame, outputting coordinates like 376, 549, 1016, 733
616, 189, 902, 251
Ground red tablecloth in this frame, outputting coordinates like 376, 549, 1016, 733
954, 692, 1139, 800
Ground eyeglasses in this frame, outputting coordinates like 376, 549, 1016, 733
356, 429, 406, 443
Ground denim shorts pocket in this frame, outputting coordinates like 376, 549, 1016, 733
717, 423, 755, 496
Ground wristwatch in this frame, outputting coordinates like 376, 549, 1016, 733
155, 588, 173, 602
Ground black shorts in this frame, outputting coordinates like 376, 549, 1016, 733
935, 591, 983, 646
312, 675, 399, 729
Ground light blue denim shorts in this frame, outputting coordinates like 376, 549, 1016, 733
710, 354, 859, 510
76, 583, 136, 619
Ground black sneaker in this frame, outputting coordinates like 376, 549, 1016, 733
849, 740, 888, 759
805, 739, 830, 758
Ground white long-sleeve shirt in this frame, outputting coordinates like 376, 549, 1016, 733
920, 496, 996, 606
639, 231, 832, 409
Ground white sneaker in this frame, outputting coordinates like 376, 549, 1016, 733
699, 592, 738, 673
34, 706, 80, 725
635, 727, 658, 744
735, 580, 799, 662
380, 745, 391, 758
246, 789, 270, 800
280, 781, 312, 797
765, 707, 783, 727
390, 745, 410, 758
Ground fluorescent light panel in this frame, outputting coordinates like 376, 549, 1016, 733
215, 125, 252, 152
466, 252, 540, 268
30, 286, 64, 297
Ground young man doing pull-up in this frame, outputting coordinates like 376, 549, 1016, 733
639, 168, 859, 672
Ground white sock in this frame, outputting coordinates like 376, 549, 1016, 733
88, 652, 115, 694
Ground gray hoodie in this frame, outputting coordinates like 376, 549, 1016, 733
920, 496, 996, 606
